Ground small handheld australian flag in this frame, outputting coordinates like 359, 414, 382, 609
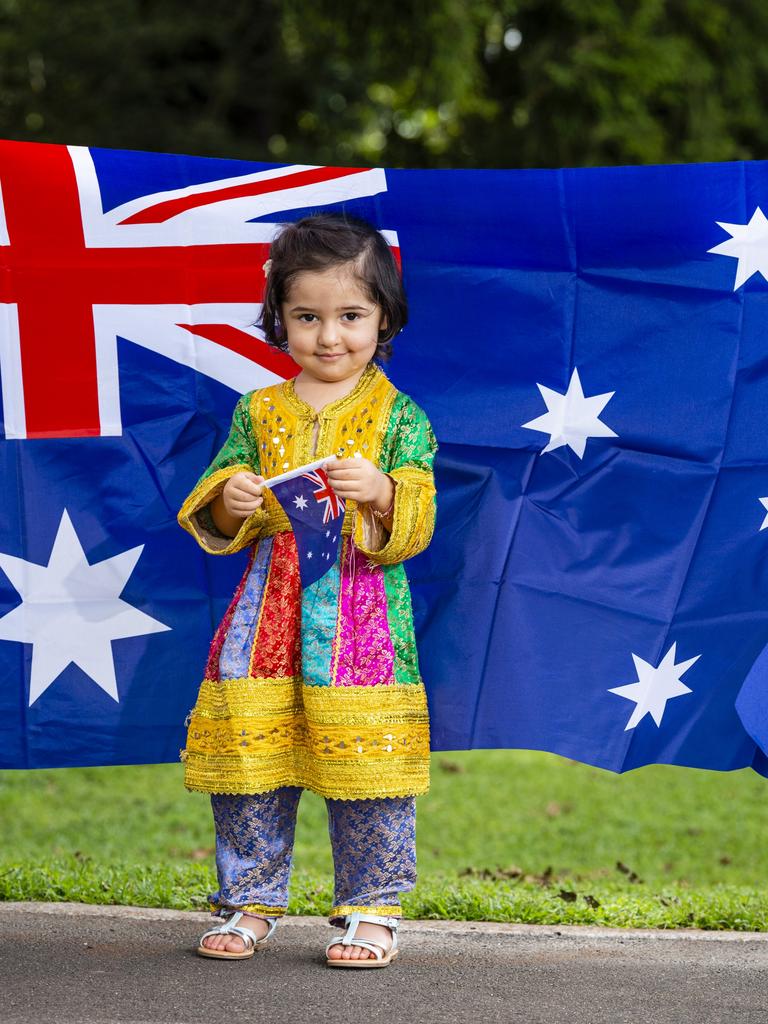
267, 458, 346, 588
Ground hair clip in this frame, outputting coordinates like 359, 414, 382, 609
262, 258, 273, 277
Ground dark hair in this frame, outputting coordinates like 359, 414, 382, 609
257, 211, 408, 362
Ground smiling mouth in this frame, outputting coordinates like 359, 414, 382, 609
317, 353, 344, 359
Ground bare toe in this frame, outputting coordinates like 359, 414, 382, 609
201, 911, 270, 954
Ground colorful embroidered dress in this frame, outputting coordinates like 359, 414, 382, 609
178, 362, 438, 801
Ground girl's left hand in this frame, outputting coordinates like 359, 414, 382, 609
324, 456, 394, 511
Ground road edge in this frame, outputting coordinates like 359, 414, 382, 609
3, 900, 766, 941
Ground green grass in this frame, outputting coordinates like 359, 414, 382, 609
2, 749, 767, 929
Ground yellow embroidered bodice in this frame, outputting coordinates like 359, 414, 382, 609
178, 362, 438, 566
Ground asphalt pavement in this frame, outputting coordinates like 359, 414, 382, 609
1, 902, 767, 1024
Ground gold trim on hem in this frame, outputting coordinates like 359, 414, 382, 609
209, 900, 287, 917
329, 905, 403, 921
183, 678, 431, 799
183, 753, 430, 801
190, 677, 430, 719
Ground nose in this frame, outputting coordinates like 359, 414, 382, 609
318, 318, 339, 347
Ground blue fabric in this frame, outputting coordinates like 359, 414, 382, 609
218, 537, 273, 680
2, 139, 768, 777
326, 790, 417, 921
209, 787, 302, 917
209, 786, 416, 922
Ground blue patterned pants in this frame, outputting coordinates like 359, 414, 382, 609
208, 786, 417, 925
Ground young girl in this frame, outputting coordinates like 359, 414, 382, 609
178, 211, 438, 967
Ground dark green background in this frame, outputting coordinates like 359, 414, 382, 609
1, 0, 764, 168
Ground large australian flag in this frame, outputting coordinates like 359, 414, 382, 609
3, 138, 768, 778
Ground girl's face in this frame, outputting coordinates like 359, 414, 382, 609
280, 263, 386, 388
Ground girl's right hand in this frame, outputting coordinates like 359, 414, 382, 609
222, 471, 266, 518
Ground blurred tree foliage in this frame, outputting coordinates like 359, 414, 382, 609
0, 0, 766, 168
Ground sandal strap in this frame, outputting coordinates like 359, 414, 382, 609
200, 910, 277, 948
199, 926, 256, 949
340, 938, 386, 959
343, 912, 399, 929
325, 911, 399, 957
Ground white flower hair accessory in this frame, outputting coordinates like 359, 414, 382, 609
262, 258, 273, 277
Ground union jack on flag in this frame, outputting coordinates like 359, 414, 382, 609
0, 141, 397, 439
303, 468, 344, 524
4, 139, 768, 781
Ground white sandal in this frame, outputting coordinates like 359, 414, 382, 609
325, 912, 399, 968
197, 910, 278, 960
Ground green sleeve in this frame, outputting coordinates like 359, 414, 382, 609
198, 393, 261, 483
177, 392, 267, 555
354, 393, 439, 565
